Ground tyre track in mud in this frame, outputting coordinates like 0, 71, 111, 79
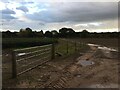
36, 61, 74, 88
37, 46, 98, 88
36, 44, 118, 88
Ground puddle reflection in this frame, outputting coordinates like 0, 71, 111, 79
78, 60, 95, 66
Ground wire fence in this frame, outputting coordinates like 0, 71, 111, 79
55, 39, 83, 57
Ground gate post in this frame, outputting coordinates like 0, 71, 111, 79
75, 41, 77, 52
51, 43, 55, 60
12, 51, 17, 78
67, 40, 68, 54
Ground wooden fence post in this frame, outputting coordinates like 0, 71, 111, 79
67, 41, 68, 54
51, 44, 55, 59
12, 51, 17, 78
75, 41, 77, 52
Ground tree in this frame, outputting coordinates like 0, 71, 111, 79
66, 28, 75, 37
17, 28, 26, 37
33, 30, 44, 37
2, 30, 12, 38
51, 30, 59, 38
45, 31, 53, 38
38, 30, 44, 37
18, 27, 33, 37
59, 27, 67, 37
25, 27, 33, 37
59, 27, 75, 37
81, 30, 90, 38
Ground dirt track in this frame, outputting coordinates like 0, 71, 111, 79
3, 44, 119, 88
38, 45, 119, 88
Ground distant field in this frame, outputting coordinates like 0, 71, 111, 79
2, 38, 58, 49
69, 38, 118, 49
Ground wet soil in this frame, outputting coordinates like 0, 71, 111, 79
2, 44, 119, 88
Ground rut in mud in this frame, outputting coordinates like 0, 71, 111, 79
2, 43, 119, 88
37, 45, 98, 88
37, 44, 119, 88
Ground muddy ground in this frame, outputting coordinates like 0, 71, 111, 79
2, 42, 119, 89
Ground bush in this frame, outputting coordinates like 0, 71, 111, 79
2, 38, 58, 49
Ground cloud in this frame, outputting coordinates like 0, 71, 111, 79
16, 6, 29, 12
75, 22, 102, 27
0, 8, 16, 14
2, 14, 17, 19
0, 8, 16, 20
20, 2, 34, 5
75, 24, 88, 27
89, 23, 102, 26
23, 2, 117, 24
0, 1, 118, 32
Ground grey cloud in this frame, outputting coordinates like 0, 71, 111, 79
39, 22, 45, 26
20, 2, 34, 5
25, 2, 118, 23
1, 2, 118, 32
16, 6, 29, 12
53, 2, 118, 23
2, 14, 17, 19
0, 0, 10, 3
0, 8, 16, 14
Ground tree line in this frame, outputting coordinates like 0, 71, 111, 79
1, 27, 120, 38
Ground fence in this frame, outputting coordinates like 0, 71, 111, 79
11, 44, 55, 78
65, 40, 82, 53
55, 39, 83, 56
11, 40, 84, 78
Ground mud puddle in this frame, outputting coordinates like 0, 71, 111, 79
98, 46, 117, 52
87, 44, 100, 47
88, 43, 118, 52
77, 60, 95, 66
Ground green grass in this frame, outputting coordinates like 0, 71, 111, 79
55, 39, 89, 57
2, 37, 58, 49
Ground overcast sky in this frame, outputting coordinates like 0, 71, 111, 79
0, 0, 118, 32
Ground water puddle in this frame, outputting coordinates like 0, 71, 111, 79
5, 54, 9, 57
87, 43, 118, 52
78, 60, 95, 66
74, 74, 81, 77
87, 43, 100, 47
98, 46, 117, 52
